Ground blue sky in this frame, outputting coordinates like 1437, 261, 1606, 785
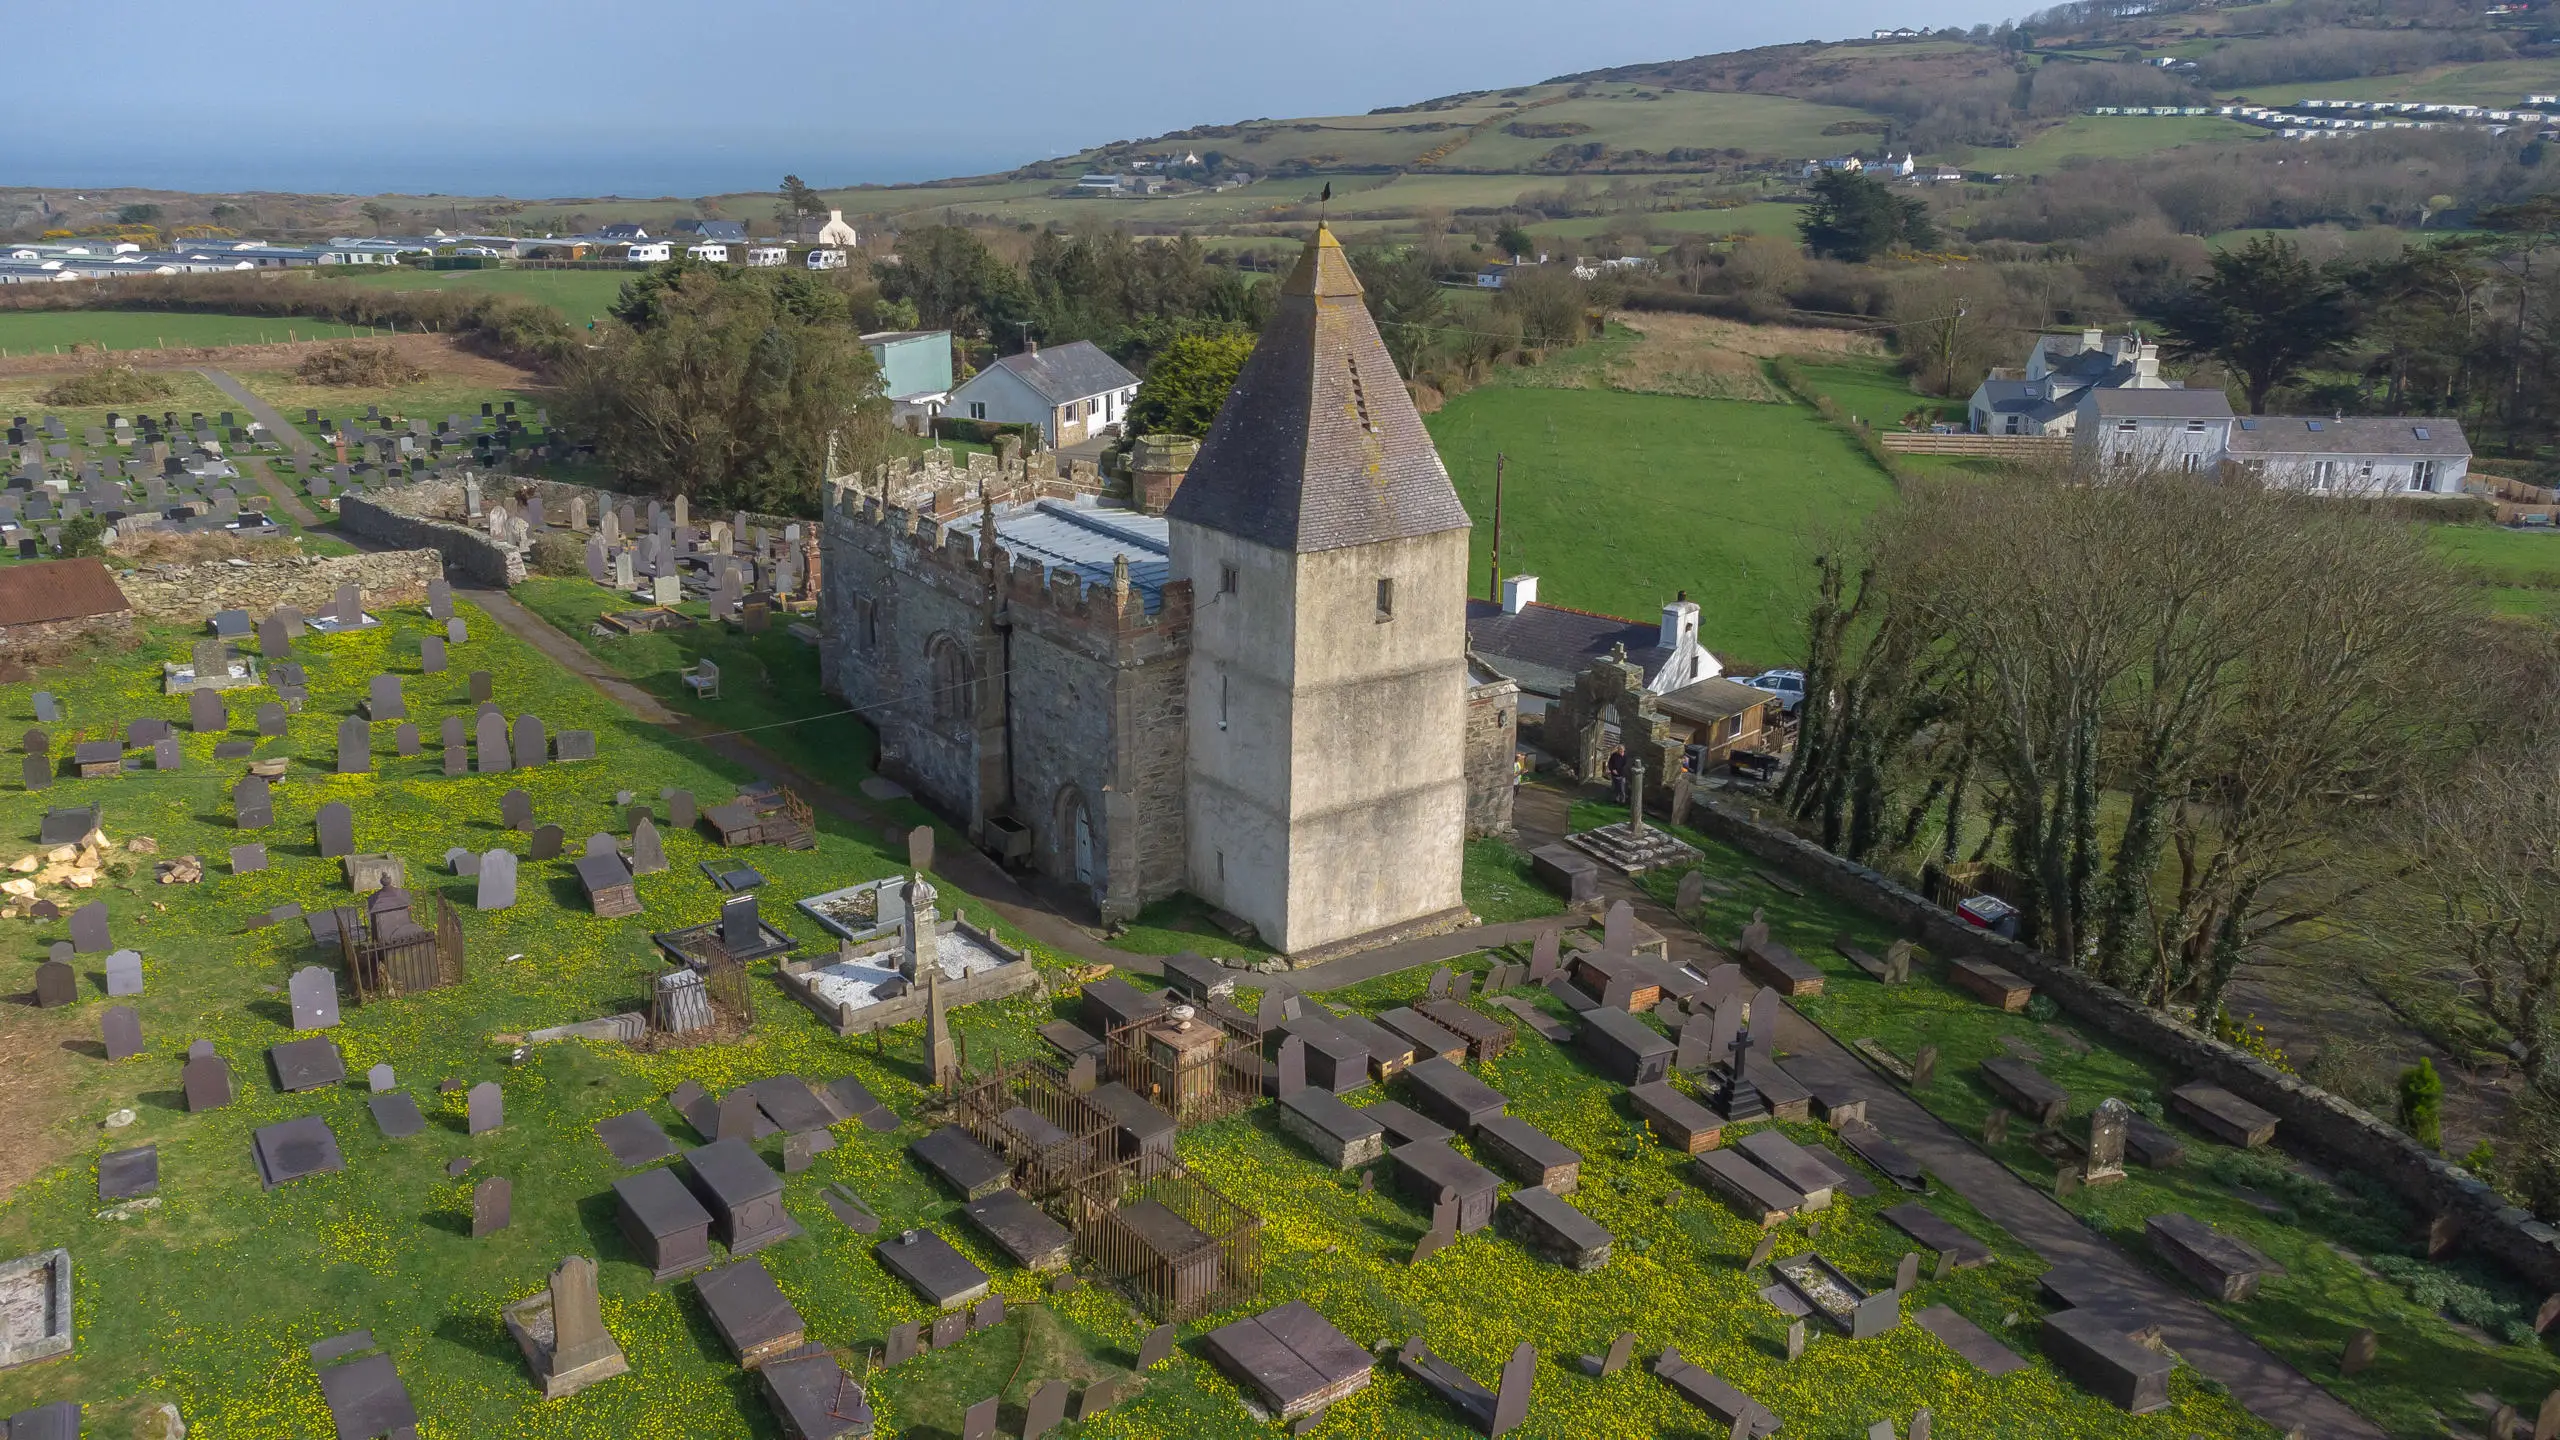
8, 0, 2028, 197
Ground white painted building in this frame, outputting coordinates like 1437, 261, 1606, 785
1971, 329, 2179, 436
815, 210, 859, 247
945, 340, 1140, 447
2074, 389, 2472, 493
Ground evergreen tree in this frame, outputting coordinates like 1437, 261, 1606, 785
2399, 1058, 2444, 1151
1797, 170, 1939, 262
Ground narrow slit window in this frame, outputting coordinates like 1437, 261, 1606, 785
1220, 563, 1238, 596
1376, 577, 1394, 621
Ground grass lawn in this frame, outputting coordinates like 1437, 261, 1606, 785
317, 267, 636, 325
0, 370, 240, 436
1451, 87, 1887, 171
1424, 383, 1894, 671
1567, 795, 2560, 1440
0, 312, 369, 356
1532, 201, 1806, 246
1784, 356, 1965, 431
2423, 521, 2560, 587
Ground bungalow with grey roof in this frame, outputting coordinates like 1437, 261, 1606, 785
946, 340, 1139, 447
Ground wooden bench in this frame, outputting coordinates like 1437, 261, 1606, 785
1947, 955, 2034, 1012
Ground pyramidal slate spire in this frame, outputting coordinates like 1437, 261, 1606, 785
1166, 224, 1470, 553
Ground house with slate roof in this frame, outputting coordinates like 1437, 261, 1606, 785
1464, 575, 1723, 721
1969, 328, 2181, 436
819, 228, 1507, 957
2075, 388, 2472, 493
946, 341, 1140, 447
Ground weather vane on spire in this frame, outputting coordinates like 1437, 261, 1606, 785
1318, 181, 1331, 228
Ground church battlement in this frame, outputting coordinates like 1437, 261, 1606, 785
823, 479, 1191, 643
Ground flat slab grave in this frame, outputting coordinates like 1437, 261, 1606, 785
1915, 1304, 2028, 1376
315, 1351, 418, 1439
875, 1227, 991, 1309
0, 1248, 73, 1370
2146, 1212, 2285, 1302
2169, 1081, 2278, 1149
97, 1144, 158, 1201
912, 1125, 1013, 1200
1881, 1203, 1996, 1268
1736, 1129, 1842, 1212
1946, 955, 2035, 1012
1653, 1347, 1779, 1438
268, 1036, 347, 1093
595, 1111, 679, 1167
367, 1093, 426, 1140
1375, 1007, 1467, 1065
1362, 1100, 1453, 1150
1276, 1088, 1387, 1171
1497, 1184, 1613, 1272
694, 1258, 807, 1369
961, 1188, 1074, 1272
252, 1115, 345, 1190
1978, 1056, 2069, 1127
1697, 1148, 1808, 1227
1834, 1120, 1929, 1192
1399, 1057, 1507, 1133
1201, 1301, 1374, 1421
1797, 1142, 1875, 1199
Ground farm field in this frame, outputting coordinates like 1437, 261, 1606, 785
1424, 379, 1894, 671
2229, 59, 2560, 107
1961, 114, 2262, 174
1450, 86, 1888, 170
0, 311, 367, 356
316, 267, 635, 324
1531, 200, 1806, 244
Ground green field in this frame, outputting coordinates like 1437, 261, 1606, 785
2229, 58, 2560, 107
1531, 201, 1806, 245
317, 267, 637, 324
1783, 355, 1964, 431
1963, 113, 2263, 174
1424, 381, 1894, 670
0, 312, 369, 356
1450, 86, 1888, 170
2426, 520, 2560, 586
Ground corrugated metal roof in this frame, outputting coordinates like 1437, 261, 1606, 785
1166, 226, 1471, 555
951, 498, 1170, 612
0, 557, 129, 627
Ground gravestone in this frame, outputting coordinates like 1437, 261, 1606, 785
1983, 1109, 2010, 1147
1911, 1045, 1938, 1089
259, 614, 291, 658
190, 687, 227, 734
368, 1064, 395, 1093
336, 717, 370, 773
332, 582, 363, 626
1746, 1233, 1778, 1270
101, 1004, 143, 1060
1895, 1252, 1921, 1295
32, 691, 59, 723
1138, 1323, 1176, 1369
476, 710, 510, 772
419, 636, 446, 673
555, 729, 596, 761
907, 825, 933, 872
470, 670, 494, 703
1023, 1379, 1069, 1439
514, 713, 546, 767
367, 674, 406, 721
2341, 1328, 2378, 1375
477, 850, 518, 910
500, 788, 534, 830
1911, 1409, 1932, 1440
316, 802, 354, 858
70, 900, 110, 953
103, 949, 143, 997
1785, 1319, 1806, 1362
530, 824, 564, 861
2084, 1098, 2130, 1184
1884, 940, 1913, 984
587, 832, 621, 859
21, 752, 48, 790
666, 789, 697, 829
395, 723, 419, 757
931, 1312, 967, 1351
631, 817, 666, 875
427, 579, 453, 620
447, 617, 468, 644
468, 1081, 503, 1135
960, 1397, 998, 1440
184, 1052, 234, 1111
1275, 1036, 1307, 1098
473, 1176, 512, 1237
190, 639, 228, 686
971, 1294, 1006, 1332
1529, 928, 1559, 983
443, 740, 466, 778
290, 965, 341, 1030
230, 843, 267, 873
149, 736, 181, 772
257, 702, 286, 737
584, 537, 608, 583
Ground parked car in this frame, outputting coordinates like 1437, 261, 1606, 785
1743, 669, 1806, 715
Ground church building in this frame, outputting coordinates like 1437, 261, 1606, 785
817, 227, 1509, 960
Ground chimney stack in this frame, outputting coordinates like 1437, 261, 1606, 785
1660, 596, 1700, 653
1502, 574, 1539, 615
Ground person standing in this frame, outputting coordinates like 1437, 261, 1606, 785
1605, 746, 1628, 805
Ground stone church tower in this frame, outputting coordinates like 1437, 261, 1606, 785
1167, 226, 1474, 956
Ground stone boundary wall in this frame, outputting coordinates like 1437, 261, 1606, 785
336, 485, 524, 587
116, 548, 442, 620
1689, 798, 2557, 1290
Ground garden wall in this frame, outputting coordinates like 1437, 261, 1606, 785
1691, 797, 2560, 1291
115, 548, 442, 620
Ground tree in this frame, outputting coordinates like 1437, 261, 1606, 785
51, 512, 106, 558
2399, 1059, 2445, 1150
116, 204, 161, 226
776, 174, 824, 229
2160, 235, 2358, 413
1126, 332, 1254, 438
562, 264, 890, 514
873, 225, 1033, 342
1351, 245, 1448, 376
1495, 225, 1536, 261
1797, 170, 1939, 263
358, 201, 396, 236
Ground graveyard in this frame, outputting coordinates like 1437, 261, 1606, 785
0, 565, 2544, 1437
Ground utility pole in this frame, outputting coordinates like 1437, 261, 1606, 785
1487, 452, 1507, 603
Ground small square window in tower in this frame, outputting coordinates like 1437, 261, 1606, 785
1375, 577, 1394, 621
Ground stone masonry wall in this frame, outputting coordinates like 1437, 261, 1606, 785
1687, 797, 2560, 1291
1465, 675, 1519, 836
115, 548, 442, 619
336, 485, 524, 587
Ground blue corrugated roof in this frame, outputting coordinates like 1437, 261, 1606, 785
953, 498, 1170, 612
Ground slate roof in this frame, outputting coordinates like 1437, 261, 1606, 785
1465, 599, 1672, 698
2226, 415, 2470, 457
0, 557, 129, 627
672, 219, 748, 241
1166, 226, 1472, 555
1656, 677, 1775, 727
981, 340, 1138, 405
1972, 377, 2077, 426
2082, 388, 2233, 420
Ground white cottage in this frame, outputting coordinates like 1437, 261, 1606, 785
945, 340, 1140, 447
